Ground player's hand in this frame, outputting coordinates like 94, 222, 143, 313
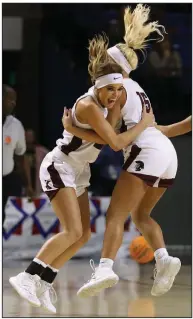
62, 107, 73, 132
141, 107, 155, 128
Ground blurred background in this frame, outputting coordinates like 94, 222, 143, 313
2, 3, 192, 317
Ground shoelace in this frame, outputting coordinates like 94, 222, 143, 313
153, 262, 164, 281
48, 285, 57, 304
33, 275, 42, 289
153, 266, 157, 280
85, 259, 97, 283
22, 274, 41, 292
153, 258, 174, 282
40, 282, 57, 304
153, 258, 167, 280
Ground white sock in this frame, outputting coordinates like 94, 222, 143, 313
47, 265, 59, 273
33, 257, 47, 268
99, 258, 114, 269
154, 248, 168, 262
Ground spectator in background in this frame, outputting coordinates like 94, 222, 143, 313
149, 38, 182, 78
148, 37, 183, 112
3, 85, 34, 229
25, 129, 49, 195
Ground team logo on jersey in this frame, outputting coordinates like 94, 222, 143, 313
45, 180, 52, 190
135, 161, 144, 171
5, 135, 11, 144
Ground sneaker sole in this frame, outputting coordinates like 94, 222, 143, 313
9, 277, 41, 307
77, 276, 119, 298
40, 304, 56, 314
151, 258, 181, 297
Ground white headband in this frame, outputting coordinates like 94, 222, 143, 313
107, 45, 133, 74
95, 73, 123, 89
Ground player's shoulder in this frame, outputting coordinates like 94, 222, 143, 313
77, 95, 98, 112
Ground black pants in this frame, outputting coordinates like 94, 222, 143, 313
3, 171, 22, 227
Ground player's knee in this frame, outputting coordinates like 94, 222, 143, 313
81, 228, 91, 243
132, 213, 149, 227
73, 226, 83, 241
64, 224, 83, 243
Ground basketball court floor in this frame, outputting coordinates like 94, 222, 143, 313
3, 258, 191, 317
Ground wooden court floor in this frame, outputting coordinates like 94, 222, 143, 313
2, 258, 192, 317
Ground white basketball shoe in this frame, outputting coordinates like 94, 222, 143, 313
151, 256, 181, 296
9, 272, 41, 306
38, 280, 57, 314
77, 260, 119, 297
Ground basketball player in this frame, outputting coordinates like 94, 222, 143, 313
62, 5, 182, 298
9, 34, 154, 313
156, 115, 192, 137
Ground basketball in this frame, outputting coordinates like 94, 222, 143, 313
129, 236, 154, 264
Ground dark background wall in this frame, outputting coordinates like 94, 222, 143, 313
152, 135, 192, 246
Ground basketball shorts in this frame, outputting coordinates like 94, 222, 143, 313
122, 142, 178, 188
39, 151, 91, 201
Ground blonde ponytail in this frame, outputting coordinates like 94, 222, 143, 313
88, 33, 122, 83
117, 4, 166, 70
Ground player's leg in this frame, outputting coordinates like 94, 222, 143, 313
35, 188, 83, 264
99, 146, 162, 262
131, 142, 178, 252
34, 163, 91, 311
77, 171, 148, 297
131, 186, 167, 250
46, 164, 92, 268
36, 189, 91, 313
46, 189, 91, 270
131, 186, 181, 296
101, 172, 147, 260
9, 187, 83, 308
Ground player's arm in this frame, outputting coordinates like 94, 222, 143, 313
62, 96, 122, 145
74, 101, 154, 151
62, 106, 123, 145
156, 116, 192, 137
62, 107, 107, 145
85, 106, 154, 151
62, 92, 125, 146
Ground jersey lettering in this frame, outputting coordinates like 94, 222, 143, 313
136, 92, 151, 112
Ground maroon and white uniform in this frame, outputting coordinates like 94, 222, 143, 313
39, 87, 107, 200
121, 78, 177, 187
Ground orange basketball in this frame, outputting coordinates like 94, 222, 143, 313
129, 236, 154, 264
